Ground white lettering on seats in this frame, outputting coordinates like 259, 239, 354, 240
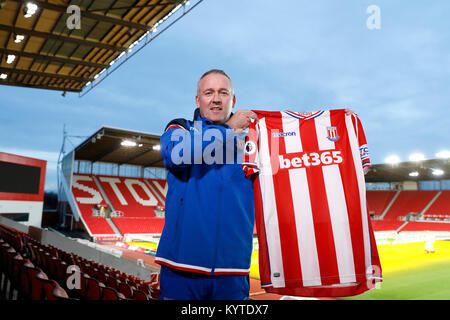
99, 177, 128, 205
151, 180, 168, 198
72, 175, 103, 204
124, 179, 158, 206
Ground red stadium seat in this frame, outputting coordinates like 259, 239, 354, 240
118, 281, 134, 299
52, 286, 73, 300
85, 277, 105, 300
132, 289, 150, 300
53, 257, 69, 289
31, 271, 50, 300
9, 253, 24, 300
34, 274, 70, 300
96, 270, 108, 286
20, 261, 37, 299
383, 191, 439, 221
106, 274, 120, 290
1, 246, 17, 298
426, 191, 450, 218
366, 190, 397, 217
70, 273, 89, 300
101, 286, 125, 300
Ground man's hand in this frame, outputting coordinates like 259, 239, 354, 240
226, 110, 258, 133
345, 108, 356, 116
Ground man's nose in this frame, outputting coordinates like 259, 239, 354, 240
212, 92, 222, 103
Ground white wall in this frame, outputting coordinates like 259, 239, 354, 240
0, 200, 43, 227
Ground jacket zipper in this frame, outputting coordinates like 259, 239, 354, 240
211, 167, 223, 275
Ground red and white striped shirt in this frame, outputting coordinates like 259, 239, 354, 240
243, 109, 381, 297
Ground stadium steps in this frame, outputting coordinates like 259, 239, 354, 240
92, 175, 122, 238
424, 190, 450, 218
144, 179, 165, 204
367, 190, 397, 217
395, 221, 409, 233
381, 191, 440, 221
418, 191, 442, 218
379, 190, 401, 220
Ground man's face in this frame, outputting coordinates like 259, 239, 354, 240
196, 73, 236, 124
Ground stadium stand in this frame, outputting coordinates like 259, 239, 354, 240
97, 175, 163, 218
111, 218, 165, 235
367, 190, 450, 232
71, 174, 115, 235
97, 175, 165, 235
381, 190, 439, 221
70, 174, 166, 237
370, 220, 405, 232
423, 190, 450, 220
0, 222, 159, 300
147, 179, 168, 202
367, 190, 397, 218
399, 221, 450, 232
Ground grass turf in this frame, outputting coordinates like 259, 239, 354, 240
129, 238, 450, 299
342, 240, 450, 300
249, 240, 450, 300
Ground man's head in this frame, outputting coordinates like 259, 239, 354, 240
196, 69, 236, 124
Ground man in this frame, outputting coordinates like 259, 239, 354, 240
155, 69, 257, 300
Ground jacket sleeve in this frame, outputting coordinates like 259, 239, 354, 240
160, 119, 232, 171
242, 118, 260, 178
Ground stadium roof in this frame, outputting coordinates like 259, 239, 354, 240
73, 126, 163, 167
366, 158, 450, 183
0, 0, 194, 94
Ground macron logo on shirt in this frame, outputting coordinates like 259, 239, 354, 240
272, 131, 296, 138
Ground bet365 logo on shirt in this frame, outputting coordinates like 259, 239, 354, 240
279, 151, 343, 169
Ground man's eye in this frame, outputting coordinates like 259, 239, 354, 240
220, 91, 230, 96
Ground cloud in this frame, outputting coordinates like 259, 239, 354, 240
0, 147, 59, 164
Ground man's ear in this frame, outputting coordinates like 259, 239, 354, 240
232, 94, 236, 108
195, 95, 200, 108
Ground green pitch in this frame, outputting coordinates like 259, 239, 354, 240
341, 240, 450, 300
249, 239, 450, 300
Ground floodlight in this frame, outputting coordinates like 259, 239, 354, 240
432, 169, 444, 176
14, 34, 25, 43
153, 145, 161, 151
385, 155, 400, 165
6, 54, 15, 64
121, 140, 137, 147
24, 2, 38, 18
409, 171, 419, 177
0, 73, 7, 79
409, 153, 425, 162
436, 151, 450, 159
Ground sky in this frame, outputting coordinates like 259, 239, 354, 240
1, 0, 449, 191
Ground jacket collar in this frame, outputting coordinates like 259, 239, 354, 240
193, 108, 233, 128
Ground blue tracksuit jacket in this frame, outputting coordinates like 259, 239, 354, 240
155, 109, 255, 275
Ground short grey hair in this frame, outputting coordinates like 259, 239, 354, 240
197, 69, 235, 95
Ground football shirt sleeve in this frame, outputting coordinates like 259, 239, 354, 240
350, 113, 371, 174
242, 118, 260, 178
